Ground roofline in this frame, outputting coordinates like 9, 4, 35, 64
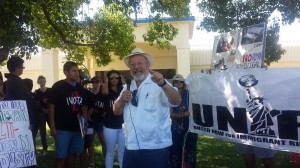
135, 16, 195, 23
135, 16, 195, 39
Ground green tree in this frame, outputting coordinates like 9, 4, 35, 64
0, 0, 190, 66
195, 0, 299, 65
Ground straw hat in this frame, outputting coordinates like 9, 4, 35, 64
124, 48, 153, 67
171, 74, 185, 82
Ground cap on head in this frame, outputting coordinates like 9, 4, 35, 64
90, 76, 101, 82
124, 48, 153, 67
171, 74, 185, 82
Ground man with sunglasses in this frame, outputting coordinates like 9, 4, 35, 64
113, 48, 182, 168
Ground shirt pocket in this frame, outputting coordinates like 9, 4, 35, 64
143, 96, 158, 112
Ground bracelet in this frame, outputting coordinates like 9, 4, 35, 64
158, 79, 167, 87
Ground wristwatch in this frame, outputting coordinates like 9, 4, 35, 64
158, 79, 167, 87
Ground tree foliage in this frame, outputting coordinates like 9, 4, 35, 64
143, 16, 179, 49
0, 1, 39, 60
196, 0, 300, 65
0, 0, 190, 66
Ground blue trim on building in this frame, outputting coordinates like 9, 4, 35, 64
135, 16, 195, 23
81, 16, 195, 26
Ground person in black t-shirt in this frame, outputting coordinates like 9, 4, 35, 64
78, 70, 94, 168
88, 76, 107, 166
48, 61, 88, 168
34, 75, 51, 155
103, 70, 125, 168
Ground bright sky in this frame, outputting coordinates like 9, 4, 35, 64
279, 22, 300, 43
189, 0, 300, 47
189, 21, 300, 47
86, 0, 300, 47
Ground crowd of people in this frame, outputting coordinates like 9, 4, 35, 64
0, 48, 278, 168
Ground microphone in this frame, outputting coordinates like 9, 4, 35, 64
126, 78, 131, 91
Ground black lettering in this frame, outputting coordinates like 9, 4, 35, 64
269, 139, 281, 145
239, 135, 247, 139
192, 104, 213, 127
290, 140, 296, 146
289, 140, 300, 147
247, 136, 255, 141
277, 110, 300, 140
212, 129, 224, 136
193, 126, 211, 132
216, 106, 248, 133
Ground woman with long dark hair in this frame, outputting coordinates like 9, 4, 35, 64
103, 70, 125, 168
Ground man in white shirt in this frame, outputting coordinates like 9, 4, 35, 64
113, 48, 181, 168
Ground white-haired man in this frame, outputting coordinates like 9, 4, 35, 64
113, 48, 181, 168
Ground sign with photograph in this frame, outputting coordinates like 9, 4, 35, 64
189, 68, 300, 153
211, 23, 266, 73
0, 100, 36, 167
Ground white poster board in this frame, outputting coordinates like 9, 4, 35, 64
0, 100, 37, 167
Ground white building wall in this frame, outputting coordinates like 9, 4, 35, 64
0, 50, 65, 90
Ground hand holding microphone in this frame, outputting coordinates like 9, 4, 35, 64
121, 78, 132, 102
126, 78, 131, 91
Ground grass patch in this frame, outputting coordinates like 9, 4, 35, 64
34, 131, 297, 167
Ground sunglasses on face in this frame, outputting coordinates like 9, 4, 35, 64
109, 76, 120, 80
174, 80, 184, 84
131, 90, 138, 107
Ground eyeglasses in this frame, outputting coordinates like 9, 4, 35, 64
109, 76, 119, 80
131, 90, 138, 107
129, 61, 147, 68
174, 81, 184, 83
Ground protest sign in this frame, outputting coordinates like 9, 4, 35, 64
211, 23, 266, 73
0, 100, 36, 167
189, 68, 300, 153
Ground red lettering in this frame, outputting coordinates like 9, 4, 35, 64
0, 122, 15, 140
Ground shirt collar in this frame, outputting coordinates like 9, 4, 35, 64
133, 73, 152, 89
